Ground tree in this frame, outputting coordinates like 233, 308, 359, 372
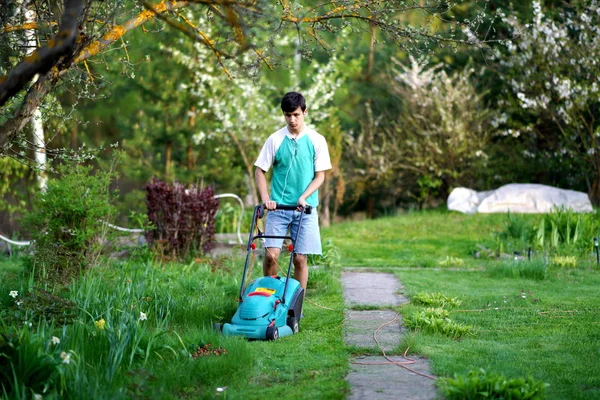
493, 0, 600, 204
0, 0, 502, 154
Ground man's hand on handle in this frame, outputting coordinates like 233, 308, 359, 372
296, 197, 307, 211
264, 200, 277, 210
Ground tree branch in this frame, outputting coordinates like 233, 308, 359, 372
74, 0, 189, 64
0, 0, 87, 107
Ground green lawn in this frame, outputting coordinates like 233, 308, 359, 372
1, 209, 599, 399
322, 209, 508, 267
323, 209, 600, 399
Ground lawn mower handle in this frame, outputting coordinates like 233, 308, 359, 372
258, 204, 312, 218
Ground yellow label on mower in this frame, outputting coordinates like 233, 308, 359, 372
255, 288, 276, 295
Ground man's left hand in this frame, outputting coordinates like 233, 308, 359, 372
297, 197, 307, 211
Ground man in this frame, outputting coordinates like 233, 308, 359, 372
254, 92, 332, 291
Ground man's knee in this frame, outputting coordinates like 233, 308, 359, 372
293, 253, 307, 267
264, 248, 280, 263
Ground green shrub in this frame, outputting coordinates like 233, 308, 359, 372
411, 292, 462, 308
4, 288, 77, 327
22, 163, 117, 284
145, 178, 219, 259
404, 307, 474, 339
438, 368, 548, 399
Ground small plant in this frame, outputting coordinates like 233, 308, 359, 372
404, 307, 474, 339
438, 256, 465, 267
550, 255, 577, 268
438, 368, 548, 399
411, 292, 462, 308
308, 239, 342, 268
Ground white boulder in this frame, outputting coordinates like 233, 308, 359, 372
448, 184, 593, 214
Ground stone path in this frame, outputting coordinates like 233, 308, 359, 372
342, 271, 437, 400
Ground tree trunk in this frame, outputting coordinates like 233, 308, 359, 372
590, 172, 600, 207
228, 131, 258, 205
24, 4, 47, 191
321, 174, 331, 227
187, 108, 196, 170
366, 196, 375, 219
165, 141, 172, 180
70, 124, 78, 149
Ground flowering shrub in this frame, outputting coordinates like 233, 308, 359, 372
386, 56, 494, 203
145, 178, 219, 258
495, 0, 600, 203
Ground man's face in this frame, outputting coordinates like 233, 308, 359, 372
284, 107, 306, 134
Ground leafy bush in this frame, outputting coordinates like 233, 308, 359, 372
438, 368, 548, 399
404, 307, 474, 339
411, 292, 462, 308
4, 288, 77, 326
145, 178, 219, 258
22, 163, 117, 284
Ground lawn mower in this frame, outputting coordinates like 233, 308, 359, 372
214, 204, 311, 340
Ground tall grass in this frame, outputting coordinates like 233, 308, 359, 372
1, 252, 348, 399
497, 208, 600, 257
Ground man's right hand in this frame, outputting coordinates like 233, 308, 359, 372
264, 200, 277, 210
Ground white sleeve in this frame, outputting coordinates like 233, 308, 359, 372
314, 134, 332, 172
254, 136, 275, 172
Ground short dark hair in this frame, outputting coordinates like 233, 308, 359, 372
281, 92, 306, 113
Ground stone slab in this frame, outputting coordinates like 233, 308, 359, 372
344, 310, 406, 352
342, 271, 408, 307
347, 355, 437, 400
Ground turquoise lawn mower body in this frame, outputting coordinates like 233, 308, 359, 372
216, 204, 310, 341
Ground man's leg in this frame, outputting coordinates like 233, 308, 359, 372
293, 253, 308, 290
263, 247, 281, 276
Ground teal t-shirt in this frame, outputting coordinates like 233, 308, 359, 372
271, 135, 318, 206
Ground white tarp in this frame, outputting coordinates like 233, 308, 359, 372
448, 184, 593, 214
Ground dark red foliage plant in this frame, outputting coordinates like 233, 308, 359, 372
145, 177, 219, 258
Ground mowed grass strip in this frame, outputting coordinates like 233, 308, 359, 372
324, 209, 600, 400
323, 209, 507, 267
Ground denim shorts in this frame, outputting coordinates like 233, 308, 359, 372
263, 208, 322, 255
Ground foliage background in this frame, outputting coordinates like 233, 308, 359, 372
0, 0, 598, 234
